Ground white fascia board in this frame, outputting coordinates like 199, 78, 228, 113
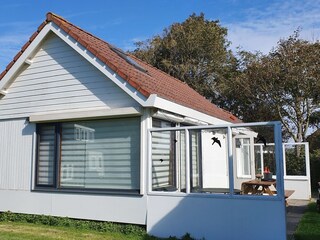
145, 94, 231, 125
0, 90, 7, 96
0, 24, 53, 91
49, 23, 147, 106
29, 107, 142, 123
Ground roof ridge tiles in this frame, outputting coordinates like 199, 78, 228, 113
46, 12, 113, 51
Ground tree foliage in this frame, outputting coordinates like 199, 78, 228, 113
217, 31, 320, 142
310, 111, 320, 129
132, 13, 237, 99
132, 13, 320, 143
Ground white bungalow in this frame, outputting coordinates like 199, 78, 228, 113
0, 13, 309, 240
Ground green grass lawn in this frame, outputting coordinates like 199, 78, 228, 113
0, 211, 160, 240
294, 202, 320, 240
0, 222, 150, 240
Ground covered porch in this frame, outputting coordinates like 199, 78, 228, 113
146, 121, 308, 239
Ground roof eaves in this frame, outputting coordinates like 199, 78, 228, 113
0, 19, 49, 82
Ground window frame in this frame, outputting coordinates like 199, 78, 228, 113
151, 119, 199, 193
34, 118, 141, 195
151, 118, 177, 191
234, 136, 253, 179
35, 123, 60, 188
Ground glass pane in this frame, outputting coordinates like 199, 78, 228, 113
190, 128, 229, 194
37, 125, 55, 186
254, 145, 262, 175
235, 138, 251, 177
285, 144, 306, 176
151, 130, 176, 191
262, 145, 276, 176
190, 130, 201, 190
151, 119, 187, 192
233, 125, 277, 197
179, 130, 186, 192
60, 118, 140, 190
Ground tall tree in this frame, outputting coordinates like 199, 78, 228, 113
132, 13, 237, 99
217, 31, 320, 142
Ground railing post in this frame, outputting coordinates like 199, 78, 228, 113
147, 129, 152, 193
185, 128, 190, 194
282, 143, 287, 178
227, 126, 234, 195
274, 122, 284, 199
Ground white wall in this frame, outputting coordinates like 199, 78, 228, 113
0, 33, 139, 120
284, 178, 311, 200
147, 195, 287, 240
0, 118, 34, 190
0, 190, 147, 224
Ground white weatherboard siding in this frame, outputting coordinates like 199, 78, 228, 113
0, 32, 147, 225
0, 33, 139, 120
0, 190, 147, 224
0, 119, 147, 225
0, 119, 35, 190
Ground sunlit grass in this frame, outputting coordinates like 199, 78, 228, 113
0, 222, 147, 240
294, 202, 320, 240
0, 212, 196, 239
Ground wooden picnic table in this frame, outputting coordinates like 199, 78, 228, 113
241, 179, 276, 196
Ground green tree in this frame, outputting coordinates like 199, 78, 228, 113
307, 130, 320, 190
217, 31, 320, 142
310, 111, 320, 129
132, 13, 237, 99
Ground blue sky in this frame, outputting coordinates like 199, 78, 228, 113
0, 0, 320, 70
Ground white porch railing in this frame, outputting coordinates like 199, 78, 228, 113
254, 142, 311, 199
146, 121, 288, 240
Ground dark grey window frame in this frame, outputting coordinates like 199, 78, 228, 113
34, 118, 141, 195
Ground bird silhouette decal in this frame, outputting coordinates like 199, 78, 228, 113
256, 134, 267, 147
211, 137, 221, 147
160, 159, 164, 163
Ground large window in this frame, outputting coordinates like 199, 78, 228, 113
36, 117, 141, 192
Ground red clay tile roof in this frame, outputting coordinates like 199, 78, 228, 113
0, 12, 241, 123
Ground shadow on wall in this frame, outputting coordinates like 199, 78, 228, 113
146, 195, 287, 240
22, 119, 34, 136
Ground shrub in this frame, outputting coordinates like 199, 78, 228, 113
310, 150, 320, 192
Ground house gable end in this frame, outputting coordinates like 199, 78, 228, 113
0, 12, 241, 124
0, 32, 140, 120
